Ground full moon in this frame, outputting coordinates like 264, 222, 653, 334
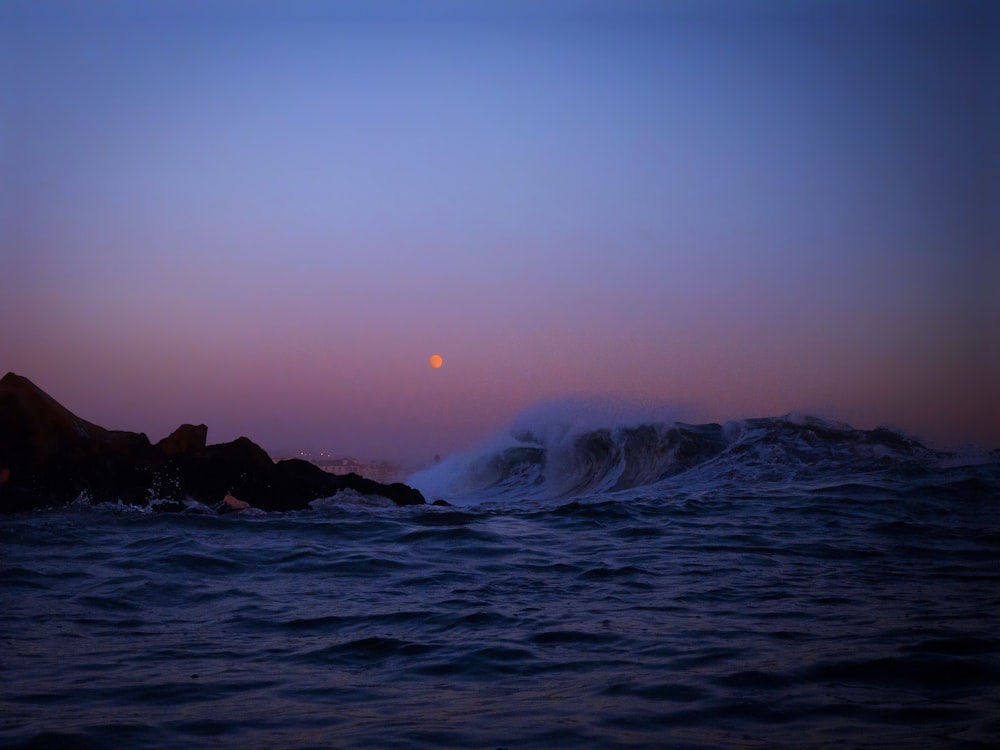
429, 354, 444, 369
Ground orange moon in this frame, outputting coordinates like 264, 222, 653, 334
429, 354, 444, 369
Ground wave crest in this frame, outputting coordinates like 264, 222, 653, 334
407, 411, 984, 505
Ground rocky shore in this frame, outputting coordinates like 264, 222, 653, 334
0, 372, 425, 513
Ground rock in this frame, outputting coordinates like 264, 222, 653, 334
222, 494, 251, 511
267, 460, 426, 510
157, 424, 208, 457
0, 372, 426, 513
0, 372, 155, 506
164, 436, 278, 508
351, 479, 425, 507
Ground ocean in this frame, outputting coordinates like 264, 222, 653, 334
2, 418, 999, 748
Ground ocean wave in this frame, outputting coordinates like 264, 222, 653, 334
4, 476, 998, 749
408, 412, 991, 504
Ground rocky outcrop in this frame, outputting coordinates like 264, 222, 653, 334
0, 372, 424, 513
157, 423, 208, 457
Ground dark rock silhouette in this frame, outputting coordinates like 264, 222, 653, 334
157, 423, 208, 456
0, 372, 424, 513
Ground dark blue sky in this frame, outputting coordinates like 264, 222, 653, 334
2, 0, 996, 461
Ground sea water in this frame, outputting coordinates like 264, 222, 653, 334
2, 427, 999, 748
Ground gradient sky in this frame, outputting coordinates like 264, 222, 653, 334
2, 0, 997, 463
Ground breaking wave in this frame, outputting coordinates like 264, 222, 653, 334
407, 410, 999, 505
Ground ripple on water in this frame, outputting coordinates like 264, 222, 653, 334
2, 481, 998, 749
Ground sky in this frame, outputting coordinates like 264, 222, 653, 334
2, 0, 997, 463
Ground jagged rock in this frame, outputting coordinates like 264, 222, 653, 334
0, 372, 156, 507
157, 423, 208, 457
164, 436, 277, 507
0, 372, 425, 513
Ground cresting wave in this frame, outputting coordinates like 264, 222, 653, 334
407, 414, 999, 504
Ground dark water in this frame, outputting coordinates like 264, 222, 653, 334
3, 466, 999, 749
